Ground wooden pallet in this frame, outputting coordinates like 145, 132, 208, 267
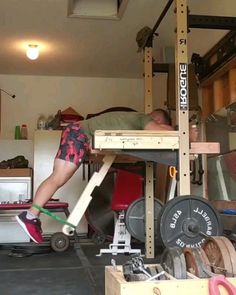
105, 265, 236, 295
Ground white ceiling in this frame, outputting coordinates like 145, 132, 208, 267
0, 0, 235, 78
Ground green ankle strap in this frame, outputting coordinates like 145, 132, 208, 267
32, 204, 76, 229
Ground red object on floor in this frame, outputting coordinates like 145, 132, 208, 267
111, 169, 143, 211
209, 275, 236, 295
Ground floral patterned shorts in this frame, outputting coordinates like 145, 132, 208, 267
55, 122, 90, 167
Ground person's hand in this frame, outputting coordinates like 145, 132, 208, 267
189, 125, 199, 142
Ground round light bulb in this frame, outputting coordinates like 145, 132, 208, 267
26, 44, 39, 60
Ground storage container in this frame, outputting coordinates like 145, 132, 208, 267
0, 176, 32, 203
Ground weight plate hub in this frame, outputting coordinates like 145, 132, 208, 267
158, 195, 223, 248
125, 197, 163, 242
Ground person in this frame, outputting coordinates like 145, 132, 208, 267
16, 109, 197, 243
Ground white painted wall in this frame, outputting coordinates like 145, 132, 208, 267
0, 74, 167, 140
0, 74, 145, 140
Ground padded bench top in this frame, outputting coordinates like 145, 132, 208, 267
0, 201, 69, 210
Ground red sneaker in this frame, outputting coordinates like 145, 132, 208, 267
16, 211, 43, 243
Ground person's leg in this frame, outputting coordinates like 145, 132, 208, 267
16, 159, 78, 243
16, 121, 89, 243
30, 158, 78, 216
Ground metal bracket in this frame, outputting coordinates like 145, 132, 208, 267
188, 14, 236, 30
192, 31, 236, 83
152, 63, 169, 73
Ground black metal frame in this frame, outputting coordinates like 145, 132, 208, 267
152, 63, 169, 73
140, 4, 236, 81
192, 31, 236, 82
188, 15, 236, 30
144, 0, 174, 48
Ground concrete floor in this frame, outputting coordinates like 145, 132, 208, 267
0, 239, 158, 295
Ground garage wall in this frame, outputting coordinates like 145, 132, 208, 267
0, 74, 167, 140
0, 75, 135, 139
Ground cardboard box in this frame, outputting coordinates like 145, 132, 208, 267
0, 168, 32, 177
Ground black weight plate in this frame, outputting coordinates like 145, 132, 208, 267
125, 197, 163, 242
158, 195, 223, 248
91, 231, 106, 245
161, 246, 187, 279
86, 171, 116, 241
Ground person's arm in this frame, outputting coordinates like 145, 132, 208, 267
144, 120, 174, 131
189, 125, 198, 142
144, 120, 199, 142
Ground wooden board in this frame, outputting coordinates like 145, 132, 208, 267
87, 149, 142, 163
211, 200, 236, 210
94, 130, 179, 150
190, 142, 220, 154
105, 265, 236, 295
93, 130, 219, 155
200, 56, 236, 87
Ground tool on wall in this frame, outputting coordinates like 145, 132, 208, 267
191, 155, 204, 185
0, 88, 16, 98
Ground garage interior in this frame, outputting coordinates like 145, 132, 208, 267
0, 1, 236, 294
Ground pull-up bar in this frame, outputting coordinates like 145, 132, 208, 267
137, 0, 236, 52
136, 0, 174, 51
151, 0, 174, 36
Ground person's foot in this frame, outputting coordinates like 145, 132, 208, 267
15, 211, 43, 243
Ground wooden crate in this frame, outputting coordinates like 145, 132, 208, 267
105, 265, 236, 295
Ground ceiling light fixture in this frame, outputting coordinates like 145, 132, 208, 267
26, 44, 39, 60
